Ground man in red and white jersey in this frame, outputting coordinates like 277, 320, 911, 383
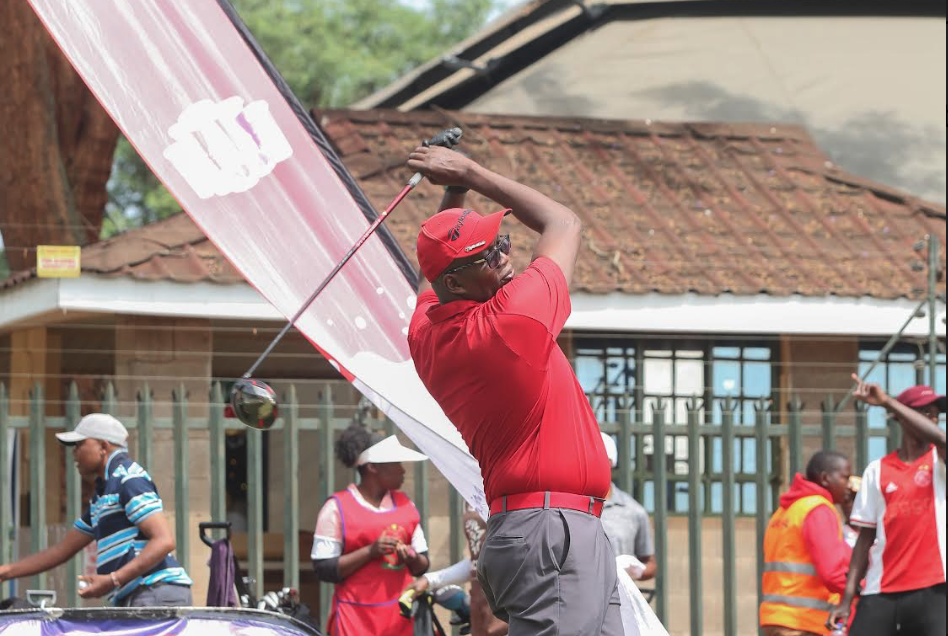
828, 377, 946, 635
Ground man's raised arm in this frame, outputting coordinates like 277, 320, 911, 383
408, 146, 582, 285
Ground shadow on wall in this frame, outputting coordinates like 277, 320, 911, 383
631, 81, 946, 203
519, 66, 598, 117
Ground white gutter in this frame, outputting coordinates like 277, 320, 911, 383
567, 292, 945, 337
0, 277, 283, 330
1, 276, 943, 337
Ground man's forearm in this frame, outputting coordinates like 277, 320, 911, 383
2, 527, 92, 580
3, 545, 70, 579
337, 544, 374, 580
425, 558, 472, 589
639, 556, 657, 581
113, 539, 174, 586
407, 552, 429, 577
462, 163, 576, 235
841, 528, 873, 603
439, 188, 467, 212
883, 396, 946, 450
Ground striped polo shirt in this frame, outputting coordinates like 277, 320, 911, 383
74, 450, 192, 603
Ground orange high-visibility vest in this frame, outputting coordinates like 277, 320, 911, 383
759, 494, 842, 635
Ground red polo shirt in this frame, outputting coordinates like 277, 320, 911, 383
408, 256, 610, 504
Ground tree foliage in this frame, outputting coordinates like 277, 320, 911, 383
102, 0, 495, 238
0, 0, 120, 270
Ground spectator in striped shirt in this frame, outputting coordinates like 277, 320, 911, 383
0, 413, 192, 606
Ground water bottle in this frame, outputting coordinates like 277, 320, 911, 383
829, 622, 847, 636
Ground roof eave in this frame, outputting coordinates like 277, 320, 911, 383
2, 275, 941, 338
0, 276, 283, 334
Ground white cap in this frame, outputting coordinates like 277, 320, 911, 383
601, 432, 618, 469
56, 413, 129, 447
356, 435, 428, 466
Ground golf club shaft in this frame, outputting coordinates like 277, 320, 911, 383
240, 126, 461, 379
242, 179, 418, 379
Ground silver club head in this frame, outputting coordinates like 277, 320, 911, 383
230, 378, 279, 430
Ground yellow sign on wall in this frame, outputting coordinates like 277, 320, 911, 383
37, 245, 81, 278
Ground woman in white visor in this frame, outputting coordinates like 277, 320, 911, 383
311, 423, 430, 636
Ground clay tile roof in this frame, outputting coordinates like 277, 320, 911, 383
3, 109, 943, 300
316, 109, 946, 299
0, 212, 243, 290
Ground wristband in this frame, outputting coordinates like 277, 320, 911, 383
110, 571, 122, 589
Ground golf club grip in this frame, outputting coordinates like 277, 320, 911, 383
407, 126, 463, 188
423, 126, 463, 149
409, 126, 463, 187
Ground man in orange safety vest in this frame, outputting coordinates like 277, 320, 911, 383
760, 450, 853, 636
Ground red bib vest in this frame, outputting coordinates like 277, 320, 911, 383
326, 488, 420, 636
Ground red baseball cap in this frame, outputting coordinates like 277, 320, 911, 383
416, 207, 510, 282
895, 385, 946, 412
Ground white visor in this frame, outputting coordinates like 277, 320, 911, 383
356, 435, 428, 466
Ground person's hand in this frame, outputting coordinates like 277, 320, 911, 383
616, 554, 646, 580
826, 602, 851, 631
0, 564, 11, 582
395, 541, 418, 564
851, 373, 889, 407
407, 146, 475, 188
368, 534, 400, 560
77, 574, 115, 599
405, 575, 429, 595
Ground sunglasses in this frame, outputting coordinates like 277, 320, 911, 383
442, 234, 511, 276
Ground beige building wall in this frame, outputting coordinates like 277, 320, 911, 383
780, 336, 861, 472
664, 517, 760, 636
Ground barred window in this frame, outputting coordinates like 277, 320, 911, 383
574, 337, 776, 515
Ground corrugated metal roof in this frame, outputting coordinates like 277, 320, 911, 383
3, 109, 943, 300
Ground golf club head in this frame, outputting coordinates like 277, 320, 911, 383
230, 378, 279, 430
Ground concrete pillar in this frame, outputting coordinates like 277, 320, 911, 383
9, 327, 65, 526
9, 327, 46, 417
114, 316, 213, 605
786, 336, 859, 462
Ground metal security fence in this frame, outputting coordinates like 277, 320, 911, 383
0, 381, 898, 635
0, 380, 461, 627
601, 396, 898, 636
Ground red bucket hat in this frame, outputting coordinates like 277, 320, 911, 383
416, 207, 510, 282
895, 385, 946, 412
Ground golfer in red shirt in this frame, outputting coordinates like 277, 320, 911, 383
407, 146, 621, 636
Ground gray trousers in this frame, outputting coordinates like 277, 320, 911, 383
119, 583, 193, 607
477, 507, 624, 636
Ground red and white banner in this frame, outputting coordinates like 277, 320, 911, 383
26, 0, 486, 516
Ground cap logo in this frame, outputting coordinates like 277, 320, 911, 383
464, 240, 486, 252
448, 209, 473, 241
